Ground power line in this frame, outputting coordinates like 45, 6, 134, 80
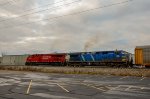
0, 0, 80, 30
22, 0, 79, 13
0, 0, 16, 6
0, 0, 77, 13
0, 1, 11, 6
0, 0, 133, 29
0, 0, 133, 30
0, 0, 81, 23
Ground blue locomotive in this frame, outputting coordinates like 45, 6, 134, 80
67, 50, 133, 67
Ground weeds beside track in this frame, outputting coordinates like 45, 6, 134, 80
0, 66, 150, 77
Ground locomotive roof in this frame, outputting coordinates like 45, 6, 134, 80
136, 45, 150, 49
68, 50, 129, 54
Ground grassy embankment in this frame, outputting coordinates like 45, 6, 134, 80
0, 66, 150, 77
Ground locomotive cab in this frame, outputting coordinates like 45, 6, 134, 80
120, 51, 133, 67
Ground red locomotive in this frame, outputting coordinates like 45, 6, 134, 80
25, 54, 66, 66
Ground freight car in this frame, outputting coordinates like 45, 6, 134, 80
0, 55, 29, 66
25, 54, 66, 66
67, 50, 132, 67
135, 46, 150, 68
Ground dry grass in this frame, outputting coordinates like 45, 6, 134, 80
0, 66, 150, 77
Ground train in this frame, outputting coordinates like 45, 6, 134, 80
0, 45, 149, 68
25, 50, 133, 67
0, 50, 133, 67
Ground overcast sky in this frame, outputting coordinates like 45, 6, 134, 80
0, 0, 149, 55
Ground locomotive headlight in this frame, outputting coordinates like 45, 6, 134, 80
122, 58, 127, 61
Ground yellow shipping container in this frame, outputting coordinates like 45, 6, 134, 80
135, 48, 143, 65
135, 46, 150, 67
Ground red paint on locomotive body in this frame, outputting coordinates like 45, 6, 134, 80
26, 54, 66, 63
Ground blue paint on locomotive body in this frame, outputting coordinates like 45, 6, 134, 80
83, 53, 93, 61
68, 50, 129, 63
69, 54, 81, 61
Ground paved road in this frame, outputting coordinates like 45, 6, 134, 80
0, 70, 150, 99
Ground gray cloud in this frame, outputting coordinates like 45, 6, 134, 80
0, 0, 149, 55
